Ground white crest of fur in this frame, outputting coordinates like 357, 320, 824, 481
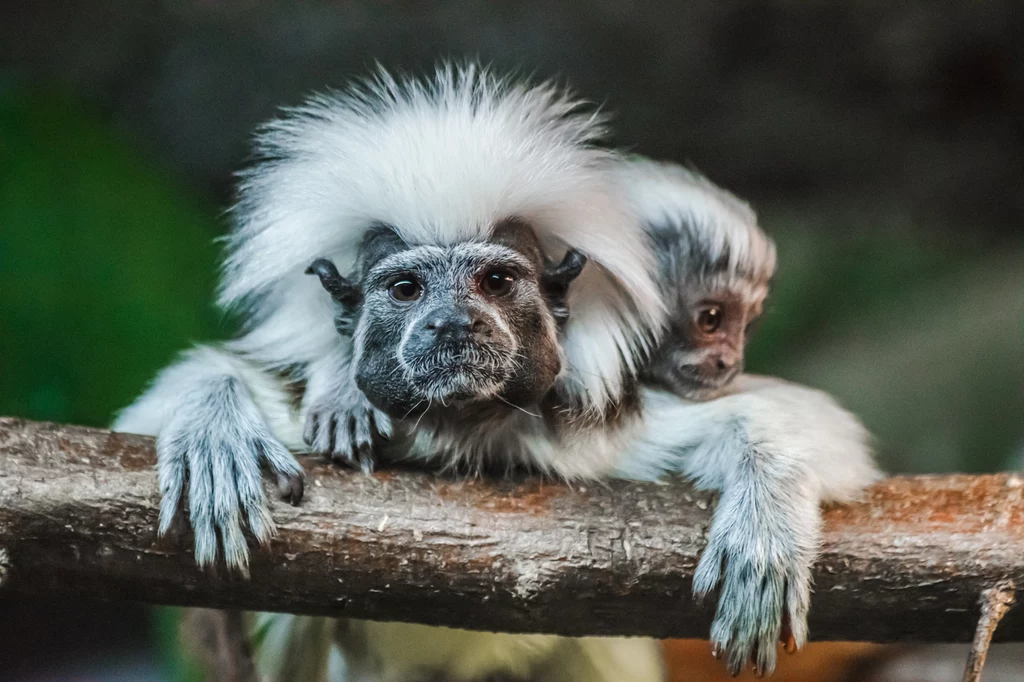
616, 156, 777, 285
221, 63, 664, 411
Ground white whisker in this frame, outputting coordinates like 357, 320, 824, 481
400, 399, 426, 421
496, 394, 541, 419
412, 400, 433, 432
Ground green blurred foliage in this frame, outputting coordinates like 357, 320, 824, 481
745, 215, 964, 372
0, 84, 225, 428
152, 607, 205, 682
747, 209, 1024, 474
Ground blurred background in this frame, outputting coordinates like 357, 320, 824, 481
0, 1, 1021, 680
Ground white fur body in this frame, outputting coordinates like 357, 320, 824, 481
114, 344, 668, 681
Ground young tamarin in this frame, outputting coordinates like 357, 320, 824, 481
112, 63, 880, 680
614, 156, 776, 401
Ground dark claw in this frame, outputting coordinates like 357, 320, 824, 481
331, 447, 354, 466
276, 471, 304, 505
784, 635, 797, 655
169, 507, 189, 538
326, 414, 338, 453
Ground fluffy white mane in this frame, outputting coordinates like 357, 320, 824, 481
220, 63, 665, 412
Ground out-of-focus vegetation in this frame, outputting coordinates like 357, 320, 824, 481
0, 84, 225, 429
748, 209, 1024, 474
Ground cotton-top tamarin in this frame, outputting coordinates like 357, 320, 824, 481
114, 64, 879, 680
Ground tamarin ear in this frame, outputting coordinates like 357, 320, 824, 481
541, 249, 587, 329
543, 248, 587, 291
306, 258, 363, 335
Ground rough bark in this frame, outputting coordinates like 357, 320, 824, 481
0, 417, 1022, 642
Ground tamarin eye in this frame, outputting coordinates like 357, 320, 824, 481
696, 306, 722, 334
388, 278, 422, 302
481, 270, 516, 297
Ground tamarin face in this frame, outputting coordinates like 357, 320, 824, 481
647, 286, 767, 400
623, 157, 778, 403
308, 221, 585, 419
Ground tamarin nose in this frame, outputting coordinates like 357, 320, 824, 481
710, 351, 743, 376
424, 313, 492, 340
709, 353, 740, 374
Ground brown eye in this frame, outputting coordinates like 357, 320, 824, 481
696, 306, 723, 334
481, 270, 516, 297
388, 278, 422, 302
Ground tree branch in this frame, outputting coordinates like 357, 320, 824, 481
1, 417, 1022, 642
963, 581, 1016, 682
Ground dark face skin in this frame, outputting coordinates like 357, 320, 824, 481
646, 289, 765, 400
309, 221, 585, 419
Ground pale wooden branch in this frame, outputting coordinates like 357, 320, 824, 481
1, 417, 1023, 643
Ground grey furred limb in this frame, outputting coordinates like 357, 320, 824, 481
621, 377, 880, 676
692, 431, 818, 676
111, 345, 305, 574
302, 345, 392, 473
614, 157, 801, 676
